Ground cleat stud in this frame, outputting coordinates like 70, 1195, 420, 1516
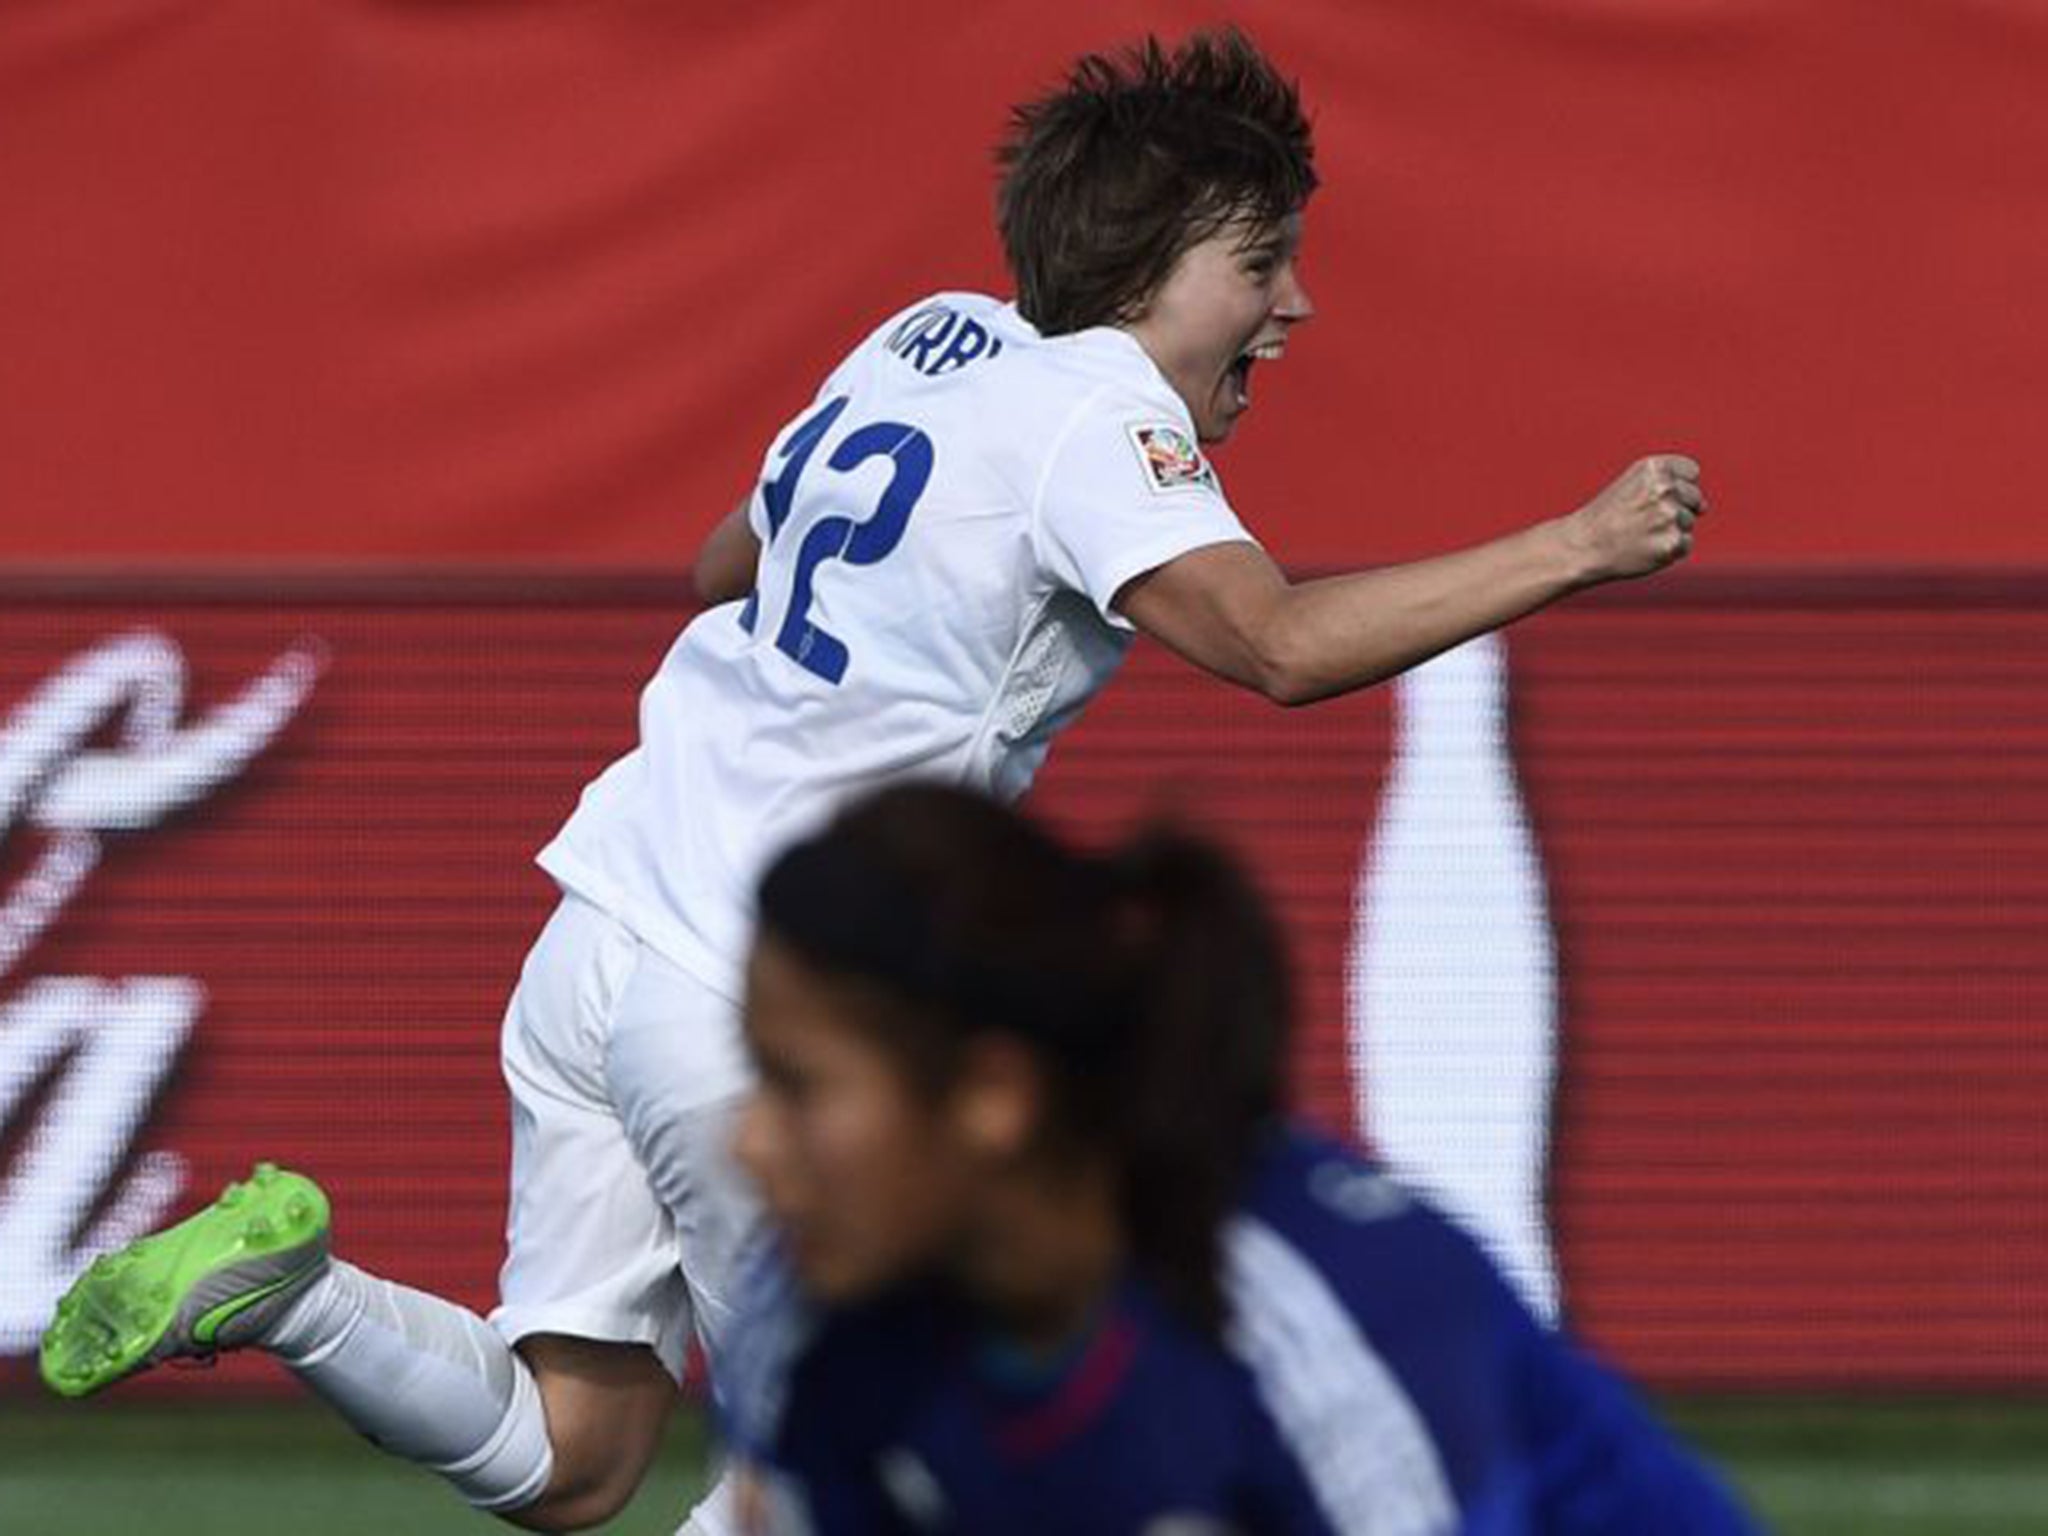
244, 1216, 273, 1242
286, 1196, 311, 1224
254, 1163, 278, 1182
219, 1184, 246, 1210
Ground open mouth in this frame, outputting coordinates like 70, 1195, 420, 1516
1228, 340, 1286, 407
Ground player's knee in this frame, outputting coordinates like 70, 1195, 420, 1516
497, 1424, 649, 1532
505, 1335, 677, 1531
502, 1467, 638, 1533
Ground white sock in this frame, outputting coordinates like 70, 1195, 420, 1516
266, 1260, 555, 1512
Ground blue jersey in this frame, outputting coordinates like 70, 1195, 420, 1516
722, 1127, 1757, 1535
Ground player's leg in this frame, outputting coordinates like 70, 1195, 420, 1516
268, 894, 709, 1528
276, 890, 692, 1525
39, 1162, 567, 1514
602, 937, 760, 1536
480, 893, 702, 1525
499, 1334, 676, 1532
39, 894, 689, 1525
606, 945, 756, 1361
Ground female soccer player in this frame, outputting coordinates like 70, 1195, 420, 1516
723, 783, 1757, 1535
43, 28, 1705, 1536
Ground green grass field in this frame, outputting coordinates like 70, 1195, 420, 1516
4, 1396, 2045, 1533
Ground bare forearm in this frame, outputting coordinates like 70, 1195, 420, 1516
1120, 454, 1705, 707
1261, 517, 1595, 704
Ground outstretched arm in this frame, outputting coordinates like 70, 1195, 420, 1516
1115, 455, 1705, 706
692, 499, 762, 607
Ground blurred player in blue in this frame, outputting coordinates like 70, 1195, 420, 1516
723, 784, 1758, 1535
42, 28, 1707, 1536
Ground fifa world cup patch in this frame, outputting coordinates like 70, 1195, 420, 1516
1127, 424, 1217, 494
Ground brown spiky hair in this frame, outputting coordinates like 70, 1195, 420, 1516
996, 28, 1317, 336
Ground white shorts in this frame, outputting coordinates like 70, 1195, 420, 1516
489, 893, 758, 1381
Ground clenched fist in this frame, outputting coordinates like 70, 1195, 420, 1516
1560, 455, 1707, 583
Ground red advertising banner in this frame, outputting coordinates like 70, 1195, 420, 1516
6, 1, 2048, 572
0, 576, 2044, 1394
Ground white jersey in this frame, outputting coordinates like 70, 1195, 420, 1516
538, 292, 1256, 997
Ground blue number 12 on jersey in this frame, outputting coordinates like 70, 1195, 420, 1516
738, 395, 935, 685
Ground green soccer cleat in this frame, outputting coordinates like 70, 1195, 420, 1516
39, 1162, 331, 1399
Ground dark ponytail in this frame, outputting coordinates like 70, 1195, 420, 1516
1104, 829, 1291, 1334
756, 784, 1292, 1336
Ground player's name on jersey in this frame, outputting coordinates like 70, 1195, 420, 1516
885, 302, 1005, 377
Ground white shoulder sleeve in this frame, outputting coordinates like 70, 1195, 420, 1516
1032, 391, 1259, 631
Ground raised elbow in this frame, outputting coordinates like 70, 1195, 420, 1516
691, 545, 752, 608
689, 557, 731, 609
690, 507, 763, 608
1252, 663, 1314, 707
1248, 625, 1325, 708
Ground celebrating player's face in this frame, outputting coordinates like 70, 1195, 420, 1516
1124, 213, 1313, 445
735, 936, 979, 1301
